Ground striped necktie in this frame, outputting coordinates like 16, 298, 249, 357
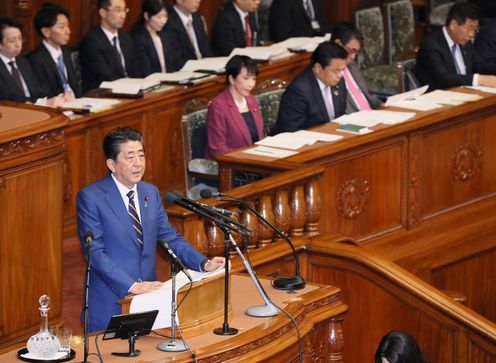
127, 190, 143, 245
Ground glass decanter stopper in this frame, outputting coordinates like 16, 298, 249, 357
27, 295, 61, 358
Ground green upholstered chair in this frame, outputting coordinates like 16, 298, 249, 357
180, 98, 218, 197
386, 0, 415, 64
428, 0, 456, 27
253, 78, 287, 136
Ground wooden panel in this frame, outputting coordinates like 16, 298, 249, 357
419, 114, 496, 219
470, 339, 496, 363
319, 139, 405, 239
431, 248, 496, 323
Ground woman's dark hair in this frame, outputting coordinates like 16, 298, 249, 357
375, 331, 430, 363
225, 55, 259, 84
132, 0, 166, 31
103, 127, 145, 161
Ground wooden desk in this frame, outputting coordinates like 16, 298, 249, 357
216, 88, 496, 242
62, 53, 311, 236
0, 102, 68, 348
0, 274, 347, 362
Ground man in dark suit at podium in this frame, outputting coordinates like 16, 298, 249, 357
0, 17, 65, 106
167, 0, 212, 68
211, 0, 260, 56
271, 42, 348, 134
269, 0, 330, 42
77, 127, 225, 332
28, 4, 82, 99
79, 0, 138, 92
414, 2, 496, 90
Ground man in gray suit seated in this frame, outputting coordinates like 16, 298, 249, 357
331, 22, 383, 113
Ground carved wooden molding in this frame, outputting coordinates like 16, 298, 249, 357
0, 130, 64, 158
451, 143, 482, 182
328, 315, 345, 362
336, 179, 370, 219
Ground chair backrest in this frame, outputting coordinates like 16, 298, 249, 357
181, 97, 209, 178
70, 49, 82, 84
386, 0, 415, 64
355, 6, 385, 69
253, 79, 287, 136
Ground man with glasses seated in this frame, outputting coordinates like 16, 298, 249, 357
0, 17, 65, 106
79, 0, 138, 92
331, 22, 382, 114
414, 2, 496, 91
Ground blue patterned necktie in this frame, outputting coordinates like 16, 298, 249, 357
112, 36, 126, 76
451, 44, 462, 75
56, 55, 69, 91
127, 190, 143, 246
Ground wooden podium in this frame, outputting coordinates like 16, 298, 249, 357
0, 102, 68, 348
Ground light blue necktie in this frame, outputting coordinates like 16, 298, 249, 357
451, 44, 462, 75
56, 55, 70, 91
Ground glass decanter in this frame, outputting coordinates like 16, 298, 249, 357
27, 295, 61, 358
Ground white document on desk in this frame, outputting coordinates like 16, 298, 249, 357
181, 57, 230, 73
416, 90, 483, 105
62, 97, 121, 112
256, 131, 342, 150
129, 268, 224, 330
334, 110, 416, 126
462, 85, 496, 94
387, 99, 443, 111
100, 78, 160, 94
230, 46, 291, 61
145, 71, 210, 83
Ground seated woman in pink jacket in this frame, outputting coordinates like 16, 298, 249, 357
204, 55, 264, 159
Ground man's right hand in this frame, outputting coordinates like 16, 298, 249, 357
129, 281, 163, 295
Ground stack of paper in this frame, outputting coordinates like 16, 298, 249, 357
230, 46, 292, 61
62, 97, 121, 112
243, 146, 298, 158
99, 78, 160, 95
385, 85, 442, 111
181, 57, 230, 73
256, 130, 342, 150
273, 34, 331, 52
416, 90, 483, 105
462, 85, 496, 94
334, 110, 416, 126
145, 71, 211, 84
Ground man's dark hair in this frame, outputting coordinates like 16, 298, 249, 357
445, 2, 481, 26
103, 127, 145, 161
225, 55, 259, 84
97, 0, 112, 10
331, 22, 364, 46
311, 42, 348, 68
0, 17, 22, 44
34, 3, 70, 38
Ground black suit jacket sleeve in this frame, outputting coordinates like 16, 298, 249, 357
0, 57, 47, 102
211, 2, 259, 56
79, 27, 139, 92
27, 44, 82, 98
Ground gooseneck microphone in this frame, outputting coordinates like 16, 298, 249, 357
200, 189, 306, 291
157, 238, 192, 281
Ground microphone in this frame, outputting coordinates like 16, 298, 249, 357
157, 238, 192, 281
164, 192, 250, 237
171, 191, 250, 233
83, 231, 94, 247
200, 189, 306, 291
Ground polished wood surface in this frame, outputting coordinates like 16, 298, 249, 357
0, 103, 68, 349
0, 274, 347, 362
242, 235, 496, 363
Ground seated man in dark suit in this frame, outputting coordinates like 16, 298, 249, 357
271, 42, 348, 134
167, 0, 212, 68
414, 2, 496, 90
0, 17, 64, 106
28, 4, 82, 100
79, 0, 139, 92
269, 0, 331, 42
211, 0, 260, 56
331, 22, 382, 113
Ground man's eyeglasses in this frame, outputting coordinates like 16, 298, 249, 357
105, 7, 130, 14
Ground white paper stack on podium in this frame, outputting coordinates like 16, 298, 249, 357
256, 130, 343, 150
334, 110, 416, 126
181, 57, 230, 74
129, 268, 224, 330
416, 89, 483, 105
99, 77, 160, 95
384, 85, 441, 111
62, 97, 121, 112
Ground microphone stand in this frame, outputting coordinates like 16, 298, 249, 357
209, 192, 306, 291
157, 261, 188, 351
213, 228, 238, 336
81, 239, 92, 363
